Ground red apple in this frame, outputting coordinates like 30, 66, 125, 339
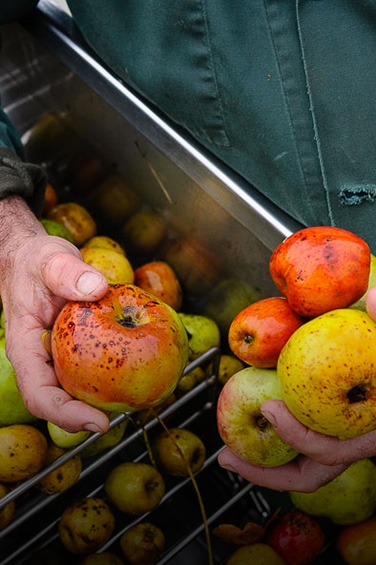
228, 297, 305, 368
269, 226, 370, 317
336, 516, 376, 565
265, 509, 326, 565
134, 260, 183, 311
51, 283, 189, 412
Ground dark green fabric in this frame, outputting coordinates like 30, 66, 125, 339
2, 0, 376, 249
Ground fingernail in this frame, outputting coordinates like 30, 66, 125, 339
76, 272, 103, 295
220, 463, 237, 473
84, 423, 103, 433
262, 409, 278, 428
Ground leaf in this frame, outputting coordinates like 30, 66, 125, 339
212, 522, 265, 546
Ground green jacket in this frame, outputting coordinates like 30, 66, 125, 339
2, 1, 376, 250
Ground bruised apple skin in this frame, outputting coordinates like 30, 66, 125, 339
269, 226, 370, 318
51, 284, 189, 412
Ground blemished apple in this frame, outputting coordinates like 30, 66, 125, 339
217, 354, 245, 387
84, 235, 126, 256
51, 283, 189, 412
278, 308, 376, 439
269, 226, 370, 317
336, 515, 376, 565
47, 202, 97, 247
36, 443, 82, 495
58, 497, 115, 554
0, 483, 15, 530
178, 313, 221, 361
134, 260, 183, 311
290, 459, 376, 525
152, 428, 206, 476
217, 366, 298, 467
228, 297, 305, 368
81, 552, 124, 565
104, 462, 165, 514
80, 246, 135, 284
0, 424, 48, 483
120, 522, 165, 565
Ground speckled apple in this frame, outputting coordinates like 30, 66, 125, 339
51, 283, 189, 412
269, 226, 370, 318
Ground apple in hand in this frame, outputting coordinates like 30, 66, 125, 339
278, 308, 376, 438
336, 515, 376, 565
120, 522, 165, 565
134, 260, 183, 311
217, 366, 298, 467
51, 283, 189, 412
152, 427, 206, 476
104, 462, 165, 514
228, 297, 305, 368
265, 509, 325, 565
269, 226, 370, 317
290, 458, 376, 526
350, 253, 376, 311
58, 497, 115, 554
178, 313, 220, 361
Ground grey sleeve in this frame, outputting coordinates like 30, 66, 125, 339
0, 147, 47, 216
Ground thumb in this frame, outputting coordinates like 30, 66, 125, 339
41, 250, 109, 301
366, 286, 376, 321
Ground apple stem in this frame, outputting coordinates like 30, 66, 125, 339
141, 427, 158, 469
150, 409, 213, 565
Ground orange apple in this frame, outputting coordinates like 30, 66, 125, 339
42, 182, 59, 217
269, 226, 370, 317
228, 297, 305, 368
336, 516, 376, 565
51, 283, 189, 412
134, 260, 182, 311
47, 202, 97, 247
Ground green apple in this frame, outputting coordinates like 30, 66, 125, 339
152, 427, 206, 476
80, 416, 128, 457
203, 278, 261, 337
290, 458, 376, 525
350, 253, 376, 311
175, 366, 206, 396
217, 366, 298, 467
47, 421, 90, 448
278, 308, 376, 439
178, 313, 220, 361
40, 218, 75, 243
0, 310, 4, 330
0, 336, 38, 426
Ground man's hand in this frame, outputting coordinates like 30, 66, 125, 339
0, 196, 110, 432
218, 286, 376, 493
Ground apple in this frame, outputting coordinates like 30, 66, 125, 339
278, 308, 376, 439
265, 509, 325, 565
134, 260, 183, 311
217, 366, 298, 467
58, 497, 115, 554
51, 283, 189, 412
0, 483, 15, 530
120, 522, 165, 565
336, 515, 376, 565
47, 202, 97, 247
68, 152, 107, 194
228, 297, 305, 368
269, 226, 370, 317
47, 421, 90, 448
226, 543, 286, 565
350, 253, 376, 311
203, 278, 261, 337
81, 553, 124, 565
0, 424, 48, 483
175, 366, 206, 395
40, 218, 75, 243
178, 313, 220, 361
104, 462, 165, 514
41, 182, 58, 217
152, 427, 206, 476
83, 235, 126, 256
92, 174, 141, 227
217, 354, 245, 387
290, 458, 376, 525
121, 210, 166, 256
36, 443, 82, 494
134, 392, 176, 426
80, 416, 128, 457
0, 335, 39, 426
80, 246, 135, 284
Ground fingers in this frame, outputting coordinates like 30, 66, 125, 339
38, 241, 108, 301
218, 448, 348, 492
366, 286, 376, 321
261, 399, 376, 466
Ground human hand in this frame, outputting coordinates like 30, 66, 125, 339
0, 197, 110, 432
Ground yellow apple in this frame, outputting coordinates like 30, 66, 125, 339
36, 443, 82, 494
226, 543, 286, 564
48, 202, 97, 247
80, 246, 134, 284
152, 427, 206, 476
0, 483, 15, 530
83, 235, 126, 256
121, 211, 166, 256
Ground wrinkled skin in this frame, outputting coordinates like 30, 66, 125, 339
0, 196, 109, 432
